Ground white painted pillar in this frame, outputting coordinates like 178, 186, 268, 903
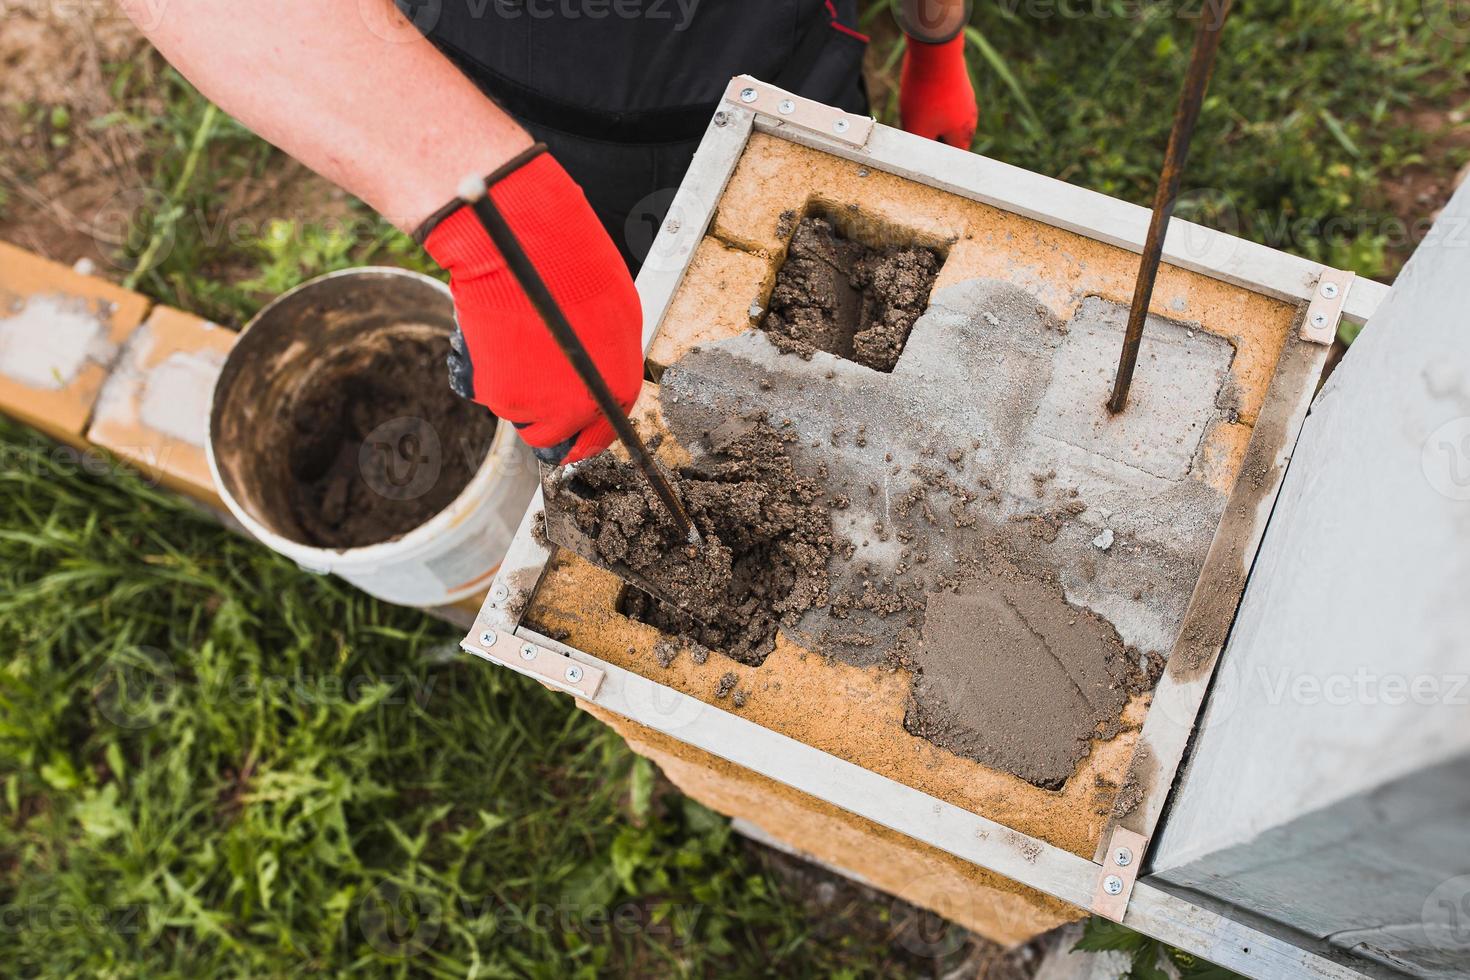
1151, 180, 1470, 977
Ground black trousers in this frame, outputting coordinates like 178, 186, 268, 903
407, 0, 869, 269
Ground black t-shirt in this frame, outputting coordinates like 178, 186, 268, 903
401, 0, 866, 141
400, 0, 868, 267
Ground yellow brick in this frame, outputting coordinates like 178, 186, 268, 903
86, 305, 236, 509
647, 237, 774, 373
0, 241, 150, 445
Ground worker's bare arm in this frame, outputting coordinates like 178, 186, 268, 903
117, 0, 533, 232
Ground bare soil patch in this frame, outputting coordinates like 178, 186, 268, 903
1380, 87, 1470, 278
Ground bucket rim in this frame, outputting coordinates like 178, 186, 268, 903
237, 265, 450, 336
205, 265, 525, 566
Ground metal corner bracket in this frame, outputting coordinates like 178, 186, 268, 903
1299, 267, 1355, 344
1091, 827, 1148, 922
463, 627, 605, 699
723, 74, 874, 149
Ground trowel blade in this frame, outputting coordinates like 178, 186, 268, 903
539, 467, 714, 625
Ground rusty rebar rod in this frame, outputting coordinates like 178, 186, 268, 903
459, 176, 701, 545
1107, 0, 1234, 414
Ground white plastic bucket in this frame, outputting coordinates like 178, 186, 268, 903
206, 268, 538, 607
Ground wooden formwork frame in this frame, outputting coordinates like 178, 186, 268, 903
464, 77, 1391, 979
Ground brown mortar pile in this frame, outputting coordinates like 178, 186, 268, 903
549, 416, 833, 666
761, 214, 939, 372
284, 333, 497, 548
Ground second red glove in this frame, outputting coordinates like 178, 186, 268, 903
421, 145, 643, 465
900, 34, 979, 148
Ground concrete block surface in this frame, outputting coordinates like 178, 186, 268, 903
1035, 296, 1234, 484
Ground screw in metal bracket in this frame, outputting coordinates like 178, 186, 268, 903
490, 582, 509, 604
713, 110, 729, 127
565, 665, 584, 683
1320, 281, 1339, 299
1113, 847, 1133, 868
1103, 875, 1125, 896
519, 643, 537, 662
478, 630, 497, 647
1311, 312, 1329, 329
833, 118, 850, 134
778, 99, 796, 114
739, 87, 758, 103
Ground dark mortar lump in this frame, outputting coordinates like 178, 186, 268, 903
285, 332, 497, 549
551, 416, 832, 666
762, 214, 940, 372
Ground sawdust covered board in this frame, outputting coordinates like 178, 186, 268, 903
508, 131, 1305, 940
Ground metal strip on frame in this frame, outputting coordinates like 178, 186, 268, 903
455, 627, 1372, 979
722, 74, 874, 149
1092, 827, 1148, 921
467, 627, 604, 698
1299, 268, 1355, 344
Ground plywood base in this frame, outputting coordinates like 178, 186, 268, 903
529, 550, 1150, 858
521, 126, 1310, 943
579, 701, 1079, 946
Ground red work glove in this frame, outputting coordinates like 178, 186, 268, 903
900, 34, 979, 148
420, 144, 642, 465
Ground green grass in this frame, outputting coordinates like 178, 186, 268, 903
91, 61, 435, 328
864, 0, 1470, 330
6, 2, 1467, 975
0, 419, 941, 977
1074, 918, 1241, 979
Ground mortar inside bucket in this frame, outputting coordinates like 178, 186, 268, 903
208, 269, 517, 598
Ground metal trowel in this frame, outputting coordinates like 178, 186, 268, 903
539, 417, 772, 621
538, 462, 710, 618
